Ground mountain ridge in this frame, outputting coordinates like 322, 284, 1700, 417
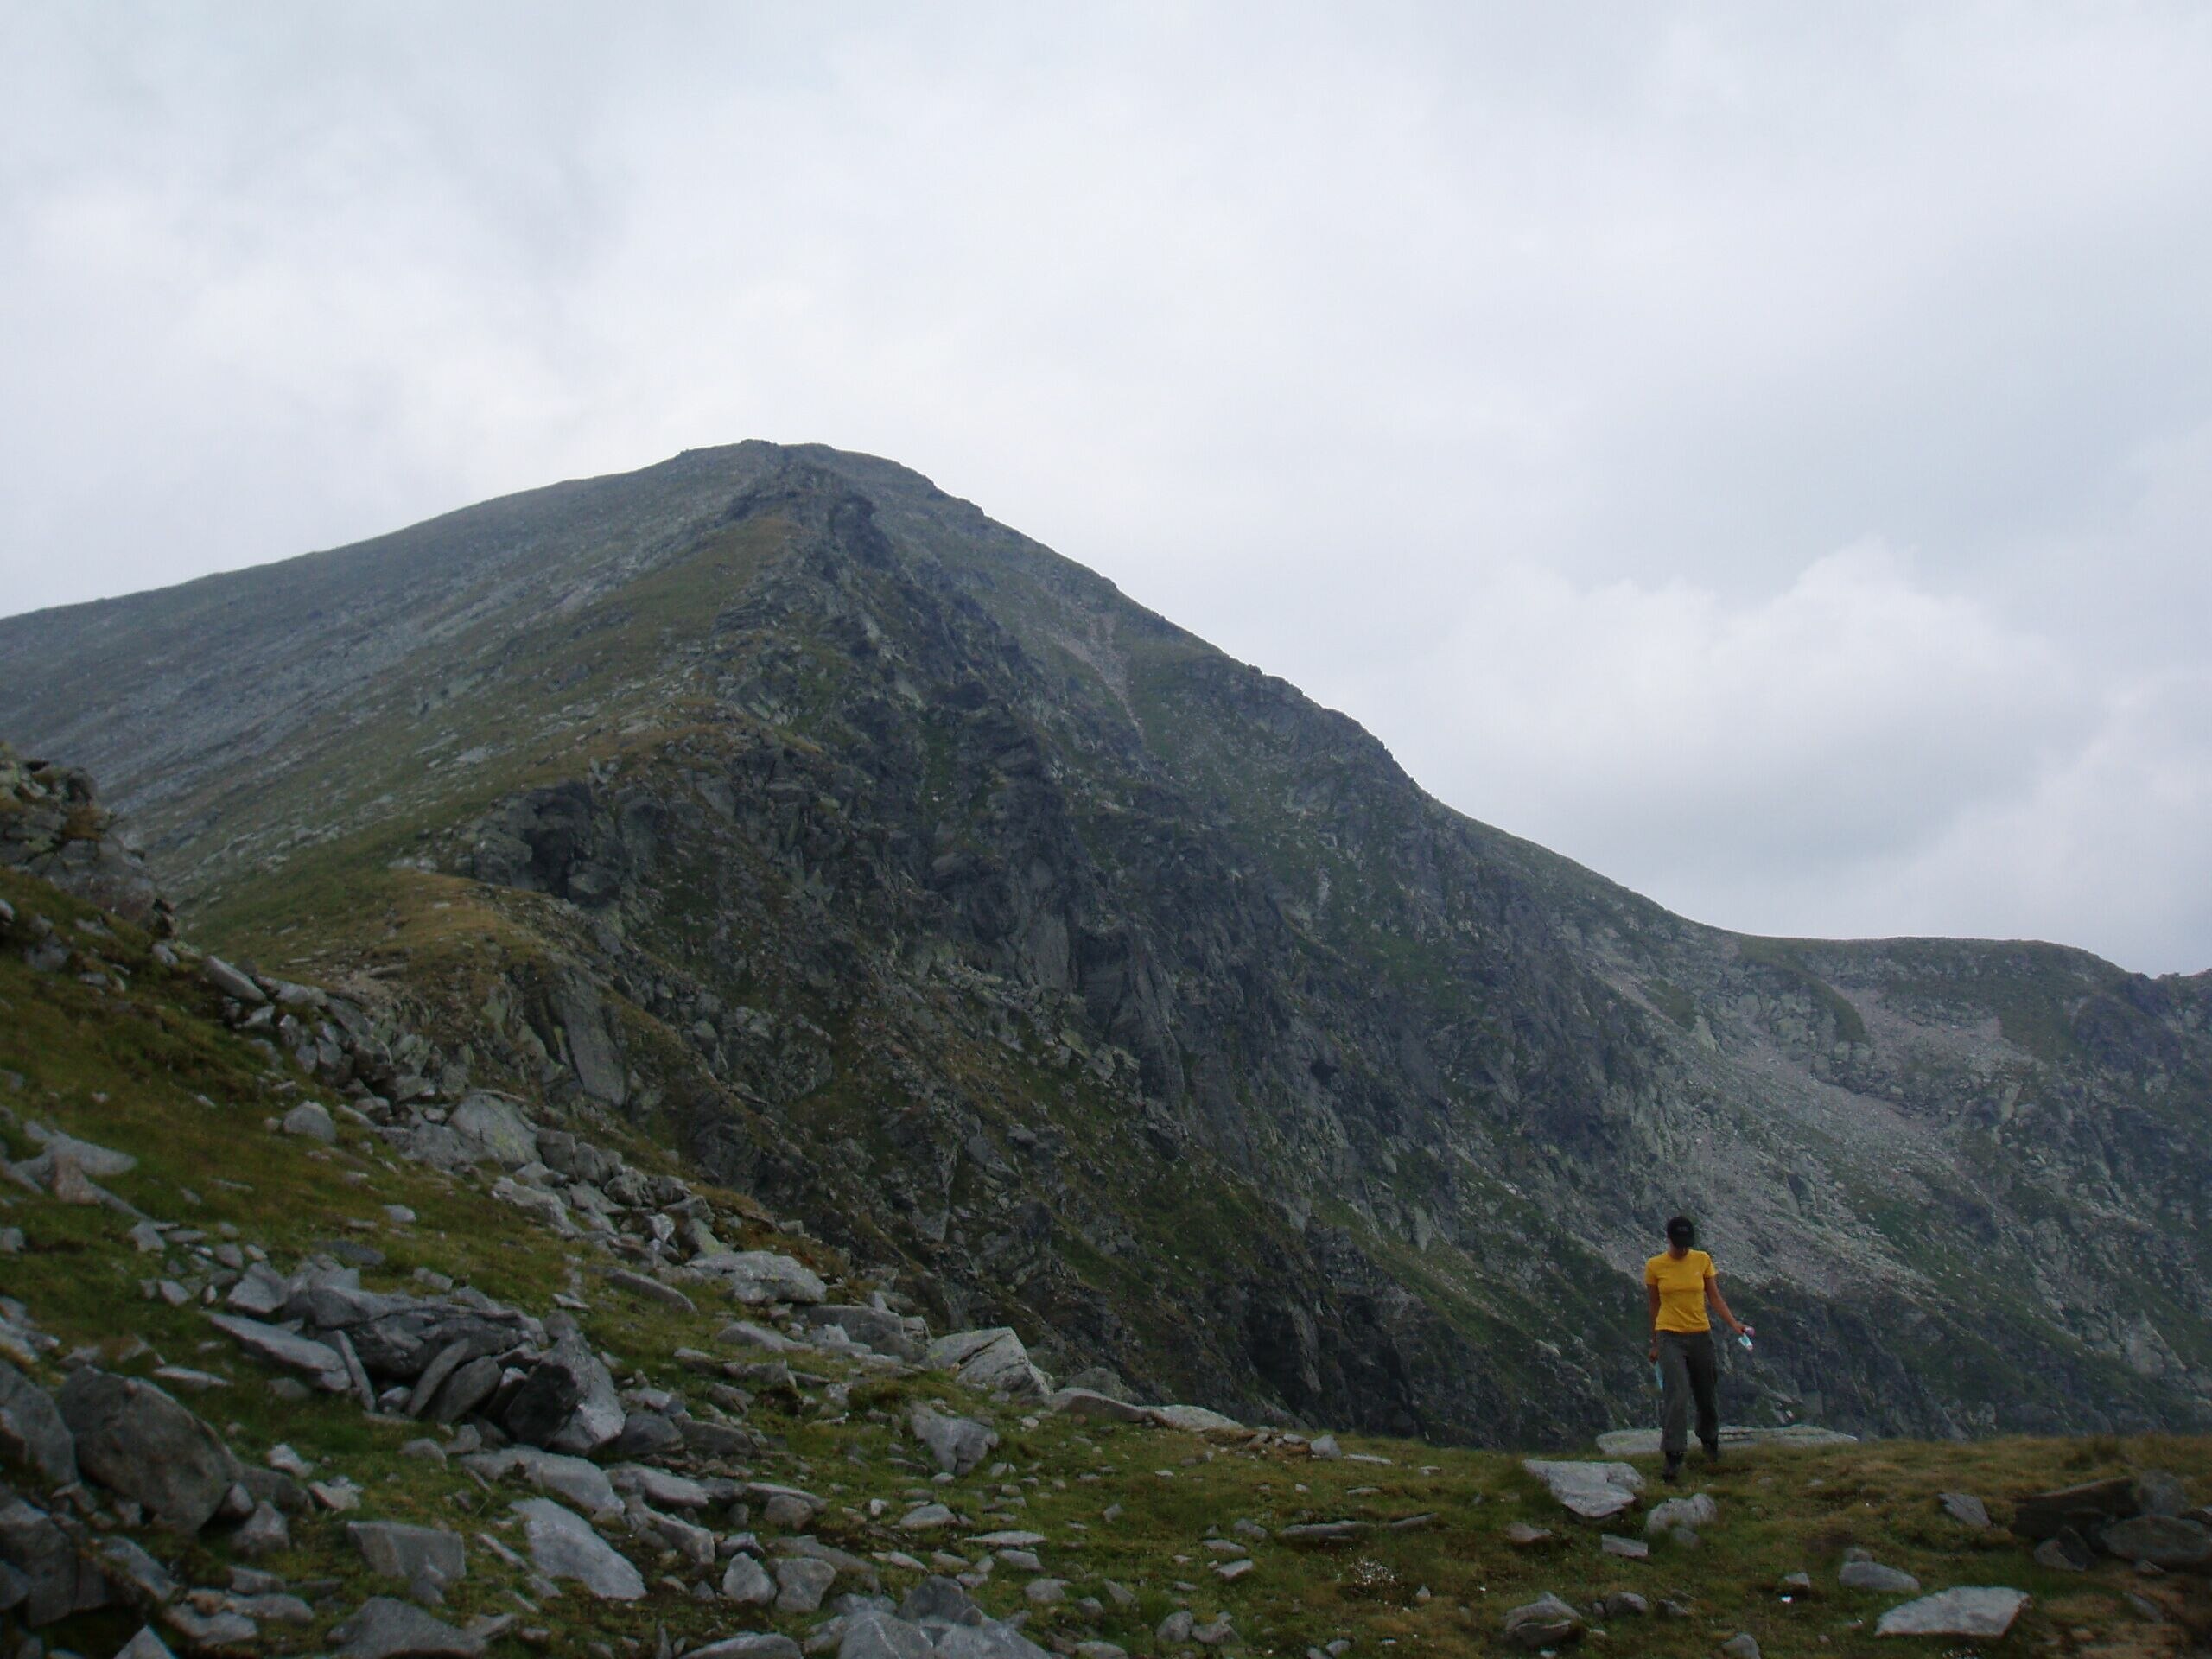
3, 440, 2208, 1447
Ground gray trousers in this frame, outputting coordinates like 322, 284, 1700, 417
1658, 1330, 1719, 1459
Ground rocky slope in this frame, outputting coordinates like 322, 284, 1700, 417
2, 442, 2209, 1447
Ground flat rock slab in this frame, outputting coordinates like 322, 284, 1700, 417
1049, 1388, 1152, 1425
58, 1369, 235, 1534
207, 1313, 350, 1391
349, 1520, 467, 1585
1594, 1424, 1857, 1457
1278, 1521, 1366, 1544
1840, 1560, 1920, 1593
1876, 1587, 2030, 1638
1502, 1593, 1585, 1650
691, 1638, 803, 1659
512, 1497, 645, 1600
1147, 1404, 1244, 1434
1523, 1459, 1644, 1520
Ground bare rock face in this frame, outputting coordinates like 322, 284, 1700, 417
56, 1370, 236, 1534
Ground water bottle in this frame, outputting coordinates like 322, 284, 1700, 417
1651, 1361, 1665, 1390
1738, 1325, 1756, 1354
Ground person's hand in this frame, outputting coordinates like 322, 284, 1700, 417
1647, 1341, 1658, 1363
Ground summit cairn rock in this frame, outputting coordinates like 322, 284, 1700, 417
1523, 1459, 1643, 1521
1875, 1588, 2030, 1638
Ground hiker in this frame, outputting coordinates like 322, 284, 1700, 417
1645, 1214, 1752, 1481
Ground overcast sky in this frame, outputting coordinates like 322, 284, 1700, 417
4, 3, 2209, 974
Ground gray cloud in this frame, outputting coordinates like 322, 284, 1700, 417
3, 2, 2208, 971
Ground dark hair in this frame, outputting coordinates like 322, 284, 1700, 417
1664, 1215, 1696, 1246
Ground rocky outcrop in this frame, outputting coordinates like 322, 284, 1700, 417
0, 744, 171, 934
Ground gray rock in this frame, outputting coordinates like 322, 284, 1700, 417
207, 1313, 351, 1390
777, 1555, 841, 1612
512, 1497, 645, 1599
901, 1575, 988, 1627
1938, 1491, 1990, 1529
443, 1094, 537, 1166
693, 1249, 829, 1306
927, 1329, 1050, 1398
1145, 1403, 1243, 1433
723, 1552, 777, 1605
2133, 1471, 2190, 1519
116, 1630, 180, 1659
351, 1520, 467, 1586
2102, 1515, 2212, 1568
1839, 1560, 1920, 1593
1502, 1593, 1584, 1649
461, 1446, 622, 1517
1601, 1533, 1649, 1560
225, 1261, 292, 1318
233, 1502, 291, 1556
0, 1356, 76, 1485
281, 1101, 338, 1143
1024, 1577, 1066, 1605
912, 1403, 1000, 1477
1522, 1459, 1643, 1521
329, 1594, 485, 1658
204, 957, 267, 1003
899, 1503, 957, 1530
1599, 1592, 1649, 1618
841, 1613, 938, 1659
690, 1638, 802, 1659
163, 1604, 258, 1647
0, 1496, 109, 1624
607, 1268, 696, 1313
1157, 1611, 1195, 1645
1308, 1434, 1342, 1459
1645, 1492, 1719, 1535
1192, 1615, 1236, 1647
501, 1332, 626, 1454
2033, 1529, 2096, 1572
1874, 1587, 2031, 1638
98, 1535, 178, 1605
1721, 1635, 1760, 1659
611, 1465, 712, 1508
423, 1355, 503, 1424
608, 1409, 683, 1461
807, 1304, 923, 1360
2011, 1477, 2137, 1542
57, 1369, 236, 1533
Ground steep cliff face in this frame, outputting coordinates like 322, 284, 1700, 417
3, 442, 2208, 1446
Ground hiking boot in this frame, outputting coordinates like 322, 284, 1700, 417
1662, 1456, 1684, 1484
1700, 1440, 1723, 1465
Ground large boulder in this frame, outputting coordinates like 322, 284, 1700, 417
0, 1358, 76, 1485
329, 1594, 484, 1658
927, 1329, 1049, 1398
443, 1095, 538, 1167
2101, 1515, 2212, 1569
2010, 1477, 2137, 1542
501, 1333, 625, 1455
910, 1404, 999, 1477
56, 1370, 235, 1533
691, 1250, 827, 1306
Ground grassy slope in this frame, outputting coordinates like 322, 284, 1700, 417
5, 866, 2211, 1659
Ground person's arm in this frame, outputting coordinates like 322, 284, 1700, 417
1706, 1273, 1751, 1337
1646, 1282, 1662, 1359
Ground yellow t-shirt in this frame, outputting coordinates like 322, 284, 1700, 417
1646, 1249, 1715, 1333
